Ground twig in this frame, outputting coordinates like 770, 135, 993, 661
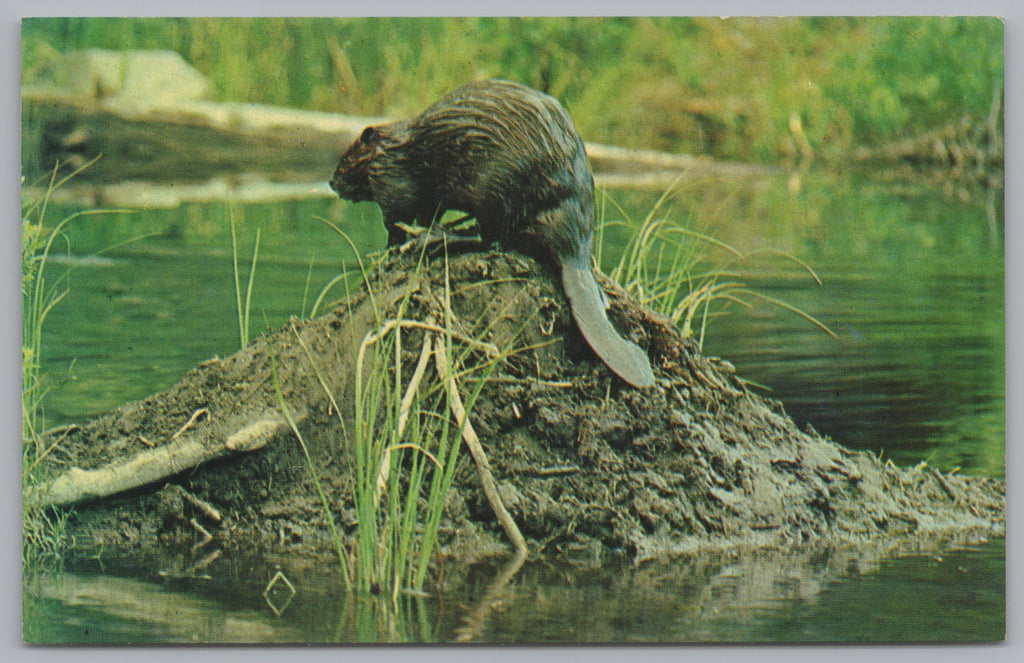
362, 318, 500, 359
169, 408, 210, 441
931, 468, 960, 504
534, 465, 582, 477
27, 425, 79, 472
375, 330, 436, 501
434, 335, 528, 556
185, 548, 222, 575
397, 329, 436, 438
469, 376, 575, 389
182, 491, 223, 523
189, 518, 214, 551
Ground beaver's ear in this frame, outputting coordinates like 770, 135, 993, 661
360, 126, 379, 143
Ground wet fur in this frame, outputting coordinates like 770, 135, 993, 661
330, 80, 591, 257
330, 79, 654, 387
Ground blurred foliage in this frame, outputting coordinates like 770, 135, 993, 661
21, 16, 1002, 161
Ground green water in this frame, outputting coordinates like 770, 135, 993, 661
23, 538, 1005, 643
35, 197, 367, 422
24, 170, 1005, 642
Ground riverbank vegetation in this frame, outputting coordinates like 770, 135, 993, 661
19, 17, 1004, 579
22, 167, 105, 566
21, 17, 1002, 163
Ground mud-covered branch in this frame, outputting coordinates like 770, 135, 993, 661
26, 417, 287, 508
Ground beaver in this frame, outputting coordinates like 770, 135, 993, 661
329, 79, 655, 388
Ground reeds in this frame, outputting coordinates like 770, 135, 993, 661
346, 248, 517, 601
21, 159, 132, 564
275, 221, 518, 603
597, 186, 835, 350
229, 205, 261, 349
22, 159, 132, 461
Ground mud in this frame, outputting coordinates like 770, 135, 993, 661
33, 248, 1004, 566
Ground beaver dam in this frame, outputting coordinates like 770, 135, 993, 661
26, 246, 1004, 573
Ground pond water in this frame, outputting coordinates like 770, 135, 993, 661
23, 168, 1004, 643
22, 537, 1006, 643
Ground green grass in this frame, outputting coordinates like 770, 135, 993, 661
21, 162, 117, 564
21, 160, 128, 459
23, 171, 77, 453
597, 186, 836, 350
346, 250, 509, 601
21, 161, 150, 568
278, 223, 516, 603
229, 205, 261, 349
21, 17, 1003, 163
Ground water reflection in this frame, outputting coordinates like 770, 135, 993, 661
702, 269, 1004, 475
25, 536, 1004, 643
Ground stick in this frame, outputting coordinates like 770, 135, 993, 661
26, 418, 286, 508
433, 335, 528, 556
375, 330, 436, 501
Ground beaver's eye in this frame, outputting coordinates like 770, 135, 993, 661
360, 126, 378, 143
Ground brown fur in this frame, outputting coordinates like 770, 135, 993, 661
329, 79, 655, 387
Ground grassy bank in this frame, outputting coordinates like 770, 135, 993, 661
21, 168, 100, 565
21, 17, 1002, 162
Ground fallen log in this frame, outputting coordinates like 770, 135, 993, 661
26, 416, 287, 508
23, 86, 772, 192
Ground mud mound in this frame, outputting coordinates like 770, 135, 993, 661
30, 248, 1004, 563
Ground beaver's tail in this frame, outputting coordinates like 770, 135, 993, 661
560, 255, 656, 388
